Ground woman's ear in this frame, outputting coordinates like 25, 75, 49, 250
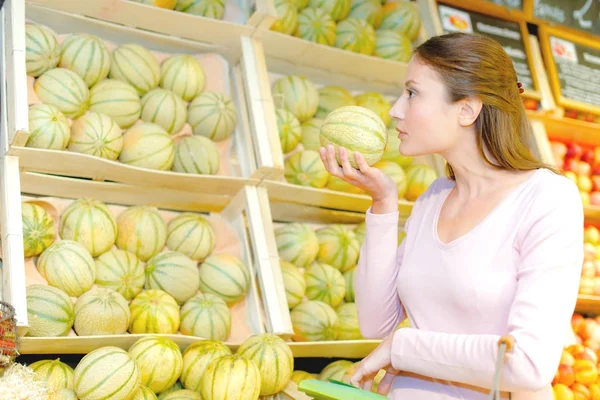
457, 97, 483, 127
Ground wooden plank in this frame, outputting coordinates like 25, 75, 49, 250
528, 35, 557, 112
287, 340, 381, 359
270, 201, 367, 225
527, 111, 600, 148
576, 295, 600, 315
584, 205, 600, 225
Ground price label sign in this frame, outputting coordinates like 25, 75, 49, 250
489, 0, 524, 11
532, 0, 600, 36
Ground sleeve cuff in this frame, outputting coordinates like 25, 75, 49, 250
365, 206, 399, 227
390, 328, 412, 371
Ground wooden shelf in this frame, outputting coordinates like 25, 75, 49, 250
576, 295, 600, 315
584, 206, 600, 225
526, 111, 600, 148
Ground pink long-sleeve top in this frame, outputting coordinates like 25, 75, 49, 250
355, 168, 583, 399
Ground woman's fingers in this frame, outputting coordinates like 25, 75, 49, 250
320, 146, 342, 177
339, 147, 359, 179
355, 152, 372, 176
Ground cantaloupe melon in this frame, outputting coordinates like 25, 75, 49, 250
319, 105, 387, 169
290, 300, 338, 341
116, 205, 167, 261
128, 336, 183, 394
158, 382, 183, 399
404, 163, 437, 201
275, 223, 319, 268
49, 388, 78, 400
293, 0, 309, 11
284, 150, 329, 188
131, 386, 159, 400
34, 68, 90, 119
161, 389, 203, 400
272, 75, 319, 123
141, 88, 187, 134
180, 293, 231, 340
291, 370, 317, 384
95, 248, 145, 300
29, 358, 74, 392
74, 287, 130, 336
25, 23, 60, 77
176, 0, 226, 19
308, 0, 351, 21
131, 0, 177, 9
166, 213, 215, 261
237, 334, 294, 396
296, 8, 337, 46
341, 361, 360, 384
119, 122, 175, 171
22, 202, 55, 258
382, 128, 413, 167
188, 91, 238, 141
59, 197, 117, 257
375, 29, 412, 62
335, 18, 376, 55
110, 43, 160, 96
160, 55, 206, 102
355, 92, 392, 127
379, 1, 422, 41
319, 360, 353, 381
276, 108, 302, 154
316, 86, 356, 118
68, 112, 124, 161
129, 289, 181, 334
26, 103, 70, 150
280, 260, 306, 309
326, 175, 364, 195
180, 340, 232, 392
374, 160, 407, 198
300, 118, 323, 151
173, 135, 220, 175
37, 240, 95, 297
304, 262, 345, 307
316, 224, 360, 272
348, 0, 383, 28
336, 302, 362, 340
270, 0, 299, 35
73, 346, 141, 400
89, 79, 142, 129
198, 254, 250, 305
59, 33, 111, 87
145, 251, 200, 304
201, 355, 261, 400
343, 267, 355, 302
26, 284, 74, 337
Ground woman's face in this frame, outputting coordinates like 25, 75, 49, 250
389, 57, 462, 157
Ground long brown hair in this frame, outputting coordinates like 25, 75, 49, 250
414, 32, 556, 179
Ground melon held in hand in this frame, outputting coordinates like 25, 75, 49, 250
320, 105, 387, 169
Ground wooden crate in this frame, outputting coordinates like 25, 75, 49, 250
7, 172, 293, 355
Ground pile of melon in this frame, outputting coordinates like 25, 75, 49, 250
22, 197, 254, 343
272, 74, 437, 201
129, 0, 229, 21
270, 0, 421, 62
25, 22, 238, 176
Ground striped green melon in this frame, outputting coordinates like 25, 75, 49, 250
89, 79, 142, 129
292, 0, 308, 11
320, 105, 387, 169
180, 340, 232, 392
166, 213, 215, 261
326, 174, 364, 195
119, 122, 175, 171
290, 300, 338, 341
296, 8, 337, 46
308, 0, 351, 21
336, 302, 362, 340
272, 75, 319, 123
180, 293, 231, 340
158, 382, 184, 399
173, 136, 220, 175
375, 29, 412, 61
95, 248, 145, 300
284, 150, 329, 188
237, 334, 294, 396
145, 251, 200, 304
131, 0, 177, 9
316, 86, 356, 118
374, 160, 407, 198
304, 262, 345, 307
276, 108, 302, 153
355, 92, 391, 127
73, 346, 141, 400
116, 205, 167, 261
404, 163, 437, 201
68, 112, 124, 160
379, 1, 422, 41
201, 355, 261, 400
141, 88, 187, 134
353, 222, 366, 244
300, 118, 323, 151
59, 198, 117, 257
275, 223, 319, 268
198, 254, 250, 305
37, 240, 95, 297
382, 128, 413, 167
160, 55, 206, 102
110, 44, 161, 96
74, 287, 130, 335
343, 267, 355, 302
335, 18, 376, 55
176, 0, 226, 19
129, 336, 183, 394
129, 289, 181, 334
29, 358, 74, 392
22, 202, 55, 257
316, 224, 360, 272
26, 284, 74, 337
188, 91, 237, 141
319, 360, 353, 381
291, 370, 317, 384
59, 33, 110, 87
280, 260, 306, 309
25, 23, 60, 77
161, 390, 203, 400
49, 388, 78, 400
270, 0, 299, 35
34, 68, 90, 119
26, 103, 70, 150
131, 386, 159, 400
348, 0, 383, 28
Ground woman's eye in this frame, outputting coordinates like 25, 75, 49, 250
405, 89, 415, 98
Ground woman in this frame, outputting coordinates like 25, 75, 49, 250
319, 33, 583, 399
